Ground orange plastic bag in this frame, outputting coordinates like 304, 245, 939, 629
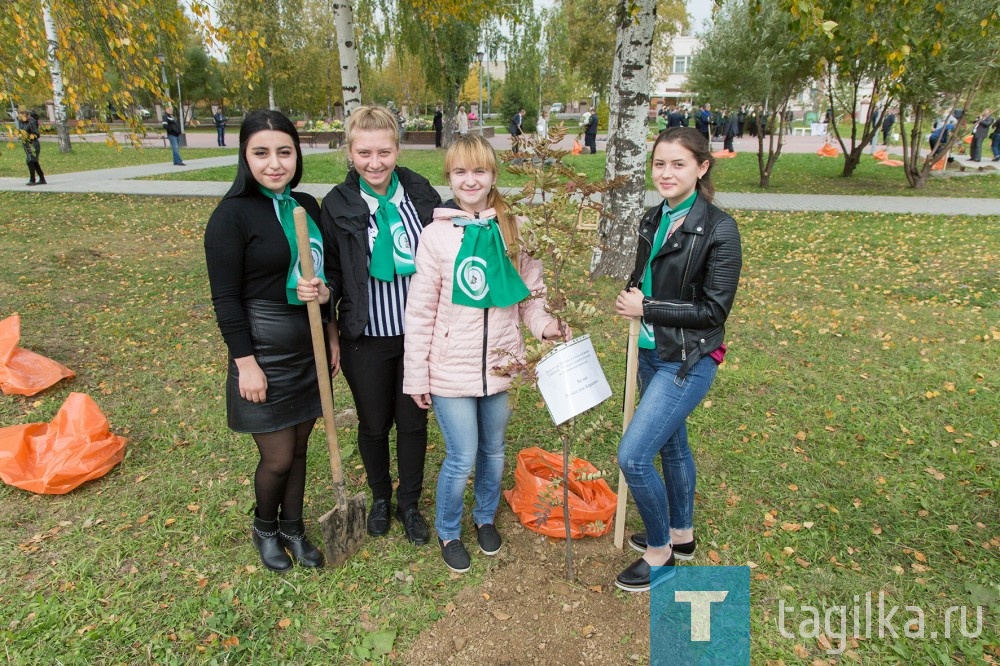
877, 159, 904, 167
873, 148, 888, 160
931, 156, 947, 171
0, 314, 75, 396
712, 150, 737, 158
962, 134, 972, 144
572, 139, 582, 155
817, 142, 840, 157
504, 446, 617, 539
0, 392, 127, 494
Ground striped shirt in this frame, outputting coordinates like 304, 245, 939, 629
359, 186, 424, 337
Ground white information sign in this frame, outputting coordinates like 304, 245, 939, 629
535, 334, 613, 425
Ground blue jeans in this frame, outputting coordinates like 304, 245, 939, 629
992, 133, 1000, 159
168, 134, 183, 164
216, 126, 226, 146
617, 351, 717, 549
432, 392, 512, 541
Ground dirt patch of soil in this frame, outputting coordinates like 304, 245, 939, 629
402, 512, 652, 665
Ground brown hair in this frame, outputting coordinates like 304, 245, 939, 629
344, 105, 399, 149
444, 134, 519, 257
651, 127, 716, 203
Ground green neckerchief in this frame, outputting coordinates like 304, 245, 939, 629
360, 172, 415, 282
451, 215, 530, 309
258, 185, 326, 305
639, 191, 697, 348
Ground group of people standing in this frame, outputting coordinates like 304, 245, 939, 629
204, 106, 742, 593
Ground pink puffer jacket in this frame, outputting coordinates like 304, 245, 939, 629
403, 208, 555, 398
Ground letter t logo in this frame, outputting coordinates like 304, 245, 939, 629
674, 591, 729, 641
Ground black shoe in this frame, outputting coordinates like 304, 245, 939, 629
279, 518, 325, 568
628, 533, 696, 560
252, 513, 292, 572
993, 157, 1000, 161
367, 498, 392, 536
970, 158, 981, 162
396, 505, 429, 545
439, 537, 471, 573
475, 523, 502, 555
26, 181, 36, 186
37, 179, 46, 185
615, 554, 675, 593
175, 162, 186, 166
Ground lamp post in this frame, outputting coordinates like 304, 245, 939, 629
157, 53, 169, 102
176, 70, 184, 134
476, 51, 485, 131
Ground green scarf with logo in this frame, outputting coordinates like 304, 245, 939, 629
639, 191, 697, 348
360, 172, 415, 281
258, 184, 326, 305
450, 213, 529, 309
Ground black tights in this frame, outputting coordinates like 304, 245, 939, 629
252, 419, 314, 522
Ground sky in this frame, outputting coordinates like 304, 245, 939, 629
686, 0, 714, 33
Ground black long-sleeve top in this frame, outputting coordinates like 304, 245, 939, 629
204, 190, 323, 358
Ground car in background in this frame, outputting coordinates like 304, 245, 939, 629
136, 106, 152, 119
550, 102, 565, 114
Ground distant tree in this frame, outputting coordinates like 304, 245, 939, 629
686, 0, 820, 188
498, 11, 544, 134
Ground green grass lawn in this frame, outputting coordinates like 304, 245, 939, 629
1, 192, 996, 663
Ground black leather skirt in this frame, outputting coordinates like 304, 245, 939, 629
226, 299, 323, 433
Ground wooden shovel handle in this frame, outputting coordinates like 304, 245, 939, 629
293, 207, 346, 488
613, 316, 641, 549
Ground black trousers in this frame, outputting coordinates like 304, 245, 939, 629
340, 334, 427, 510
585, 133, 596, 154
724, 134, 735, 152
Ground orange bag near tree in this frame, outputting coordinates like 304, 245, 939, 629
0, 314, 75, 396
572, 139, 582, 155
504, 446, 617, 539
0, 392, 127, 494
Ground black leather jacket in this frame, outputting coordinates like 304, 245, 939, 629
627, 195, 742, 378
320, 166, 441, 341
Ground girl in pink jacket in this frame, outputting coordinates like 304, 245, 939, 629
403, 134, 569, 573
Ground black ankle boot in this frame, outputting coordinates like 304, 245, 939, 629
252, 513, 292, 572
279, 518, 325, 568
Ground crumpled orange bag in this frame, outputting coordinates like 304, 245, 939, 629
0, 314, 75, 396
873, 148, 888, 160
712, 150, 737, 158
817, 142, 840, 157
572, 139, 582, 155
504, 446, 617, 539
0, 392, 127, 494
877, 159, 904, 167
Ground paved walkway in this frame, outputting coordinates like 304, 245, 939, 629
3, 133, 996, 216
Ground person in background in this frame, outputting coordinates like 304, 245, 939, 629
584, 109, 598, 154
509, 108, 525, 154
433, 104, 444, 148
17, 109, 45, 186
537, 109, 550, 140
881, 108, 896, 147
163, 106, 185, 166
614, 127, 742, 593
213, 108, 228, 147
990, 120, 1000, 162
403, 134, 569, 573
313, 105, 442, 546
204, 109, 327, 572
969, 109, 993, 162
457, 105, 469, 135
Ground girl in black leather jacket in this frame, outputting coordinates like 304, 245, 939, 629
613, 127, 742, 593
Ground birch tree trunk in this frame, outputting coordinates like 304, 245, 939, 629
268, 80, 276, 111
333, 0, 362, 118
41, 0, 71, 152
591, 0, 656, 280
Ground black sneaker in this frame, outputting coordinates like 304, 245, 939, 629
475, 523, 502, 555
615, 554, 675, 593
628, 533, 696, 560
367, 498, 391, 536
439, 538, 471, 573
396, 505, 429, 545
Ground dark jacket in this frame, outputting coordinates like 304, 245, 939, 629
320, 166, 442, 341
627, 195, 742, 378
433, 110, 443, 130
163, 114, 181, 136
585, 113, 598, 136
213, 112, 227, 129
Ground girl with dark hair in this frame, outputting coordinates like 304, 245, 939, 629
204, 109, 326, 572
613, 126, 742, 592
402, 134, 569, 573
303, 105, 441, 547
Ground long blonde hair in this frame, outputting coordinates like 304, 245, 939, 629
444, 134, 519, 257
344, 105, 399, 148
